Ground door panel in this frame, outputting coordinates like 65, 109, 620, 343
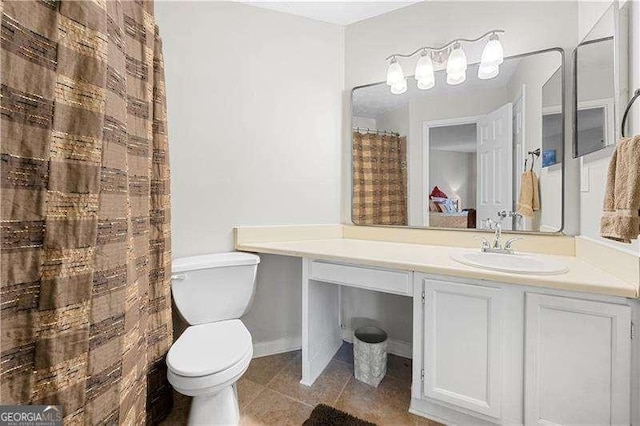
525, 293, 631, 426
513, 89, 525, 230
477, 103, 513, 230
423, 279, 503, 418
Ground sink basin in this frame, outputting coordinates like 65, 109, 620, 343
449, 249, 569, 275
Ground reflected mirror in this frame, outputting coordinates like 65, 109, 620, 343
352, 49, 564, 233
574, 3, 616, 157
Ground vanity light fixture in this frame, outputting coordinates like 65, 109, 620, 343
385, 30, 505, 94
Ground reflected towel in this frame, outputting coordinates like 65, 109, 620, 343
516, 170, 540, 218
600, 135, 640, 243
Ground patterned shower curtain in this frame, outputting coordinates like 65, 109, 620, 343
352, 132, 408, 225
1, 1, 172, 424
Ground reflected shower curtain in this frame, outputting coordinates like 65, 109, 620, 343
352, 132, 408, 225
1, 1, 172, 424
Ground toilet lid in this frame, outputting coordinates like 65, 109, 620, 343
167, 320, 252, 377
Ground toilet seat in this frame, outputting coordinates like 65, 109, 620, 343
168, 319, 252, 377
167, 320, 253, 396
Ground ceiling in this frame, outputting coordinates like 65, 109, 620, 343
238, 1, 420, 25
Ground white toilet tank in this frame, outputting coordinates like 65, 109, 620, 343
171, 252, 260, 325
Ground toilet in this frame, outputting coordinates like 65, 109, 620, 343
167, 252, 260, 425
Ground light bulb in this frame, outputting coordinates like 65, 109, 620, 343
478, 63, 499, 80
386, 58, 404, 87
415, 53, 434, 81
415, 53, 435, 90
417, 78, 435, 90
480, 36, 504, 67
447, 70, 466, 85
446, 43, 467, 76
390, 79, 407, 95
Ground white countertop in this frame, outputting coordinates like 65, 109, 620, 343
236, 238, 638, 298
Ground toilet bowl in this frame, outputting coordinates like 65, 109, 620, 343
167, 320, 253, 424
167, 253, 260, 425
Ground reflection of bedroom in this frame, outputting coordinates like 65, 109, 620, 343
428, 124, 477, 229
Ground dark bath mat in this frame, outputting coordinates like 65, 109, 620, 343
302, 404, 376, 426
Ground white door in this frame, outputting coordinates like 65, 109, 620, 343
477, 103, 513, 229
423, 279, 503, 418
513, 90, 525, 230
525, 293, 631, 426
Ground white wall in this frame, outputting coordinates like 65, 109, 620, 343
340, 287, 413, 344
429, 150, 477, 210
377, 104, 410, 136
343, 0, 580, 349
156, 1, 344, 347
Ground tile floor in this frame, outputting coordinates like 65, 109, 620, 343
161, 342, 443, 425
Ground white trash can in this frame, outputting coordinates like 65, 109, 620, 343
353, 326, 388, 387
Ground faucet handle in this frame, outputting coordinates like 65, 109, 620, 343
474, 236, 490, 249
504, 237, 523, 250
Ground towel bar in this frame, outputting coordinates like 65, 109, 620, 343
524, 148, 541, 171
621, 88, 640, 138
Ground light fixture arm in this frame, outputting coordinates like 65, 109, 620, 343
385, 29, 505, 61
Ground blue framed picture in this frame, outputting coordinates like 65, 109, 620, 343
542, 149, 557, 168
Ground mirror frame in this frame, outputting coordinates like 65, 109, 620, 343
350, 47, 566, 235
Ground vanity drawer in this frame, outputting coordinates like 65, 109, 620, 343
309, 260, 412, 295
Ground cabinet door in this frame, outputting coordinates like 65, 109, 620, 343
525, 293, 631, 426
423, 279, 503, 418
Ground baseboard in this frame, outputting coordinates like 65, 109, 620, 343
410, 398, 500, 426
252, 336, 301, 358
341, 329, 412, 359
251, 331, 413, 360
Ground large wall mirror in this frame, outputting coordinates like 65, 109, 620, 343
351, 49, 564, 233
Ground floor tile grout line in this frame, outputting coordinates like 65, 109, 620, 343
265, 366, 337, 409
268, 387, 315, 409
333, 375, 353, 406
263, 353, 299, 388
238, 379, 266, 413
261, 354, 354, 409
240, 387, 265, 413
333, 357, 353, 367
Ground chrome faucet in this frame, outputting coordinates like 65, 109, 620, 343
498, 210, 523, 230
479, 216, 523, 254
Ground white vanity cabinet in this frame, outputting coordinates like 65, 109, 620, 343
524, 293, 631, 426
412, 274, 634, 426
297, 258, 635, 425
422, 279, 503, 418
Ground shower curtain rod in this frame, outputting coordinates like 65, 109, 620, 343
353, 127, 400, 137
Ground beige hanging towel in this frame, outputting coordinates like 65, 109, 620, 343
600, 135, 640, 243
517, 170, 540, 218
